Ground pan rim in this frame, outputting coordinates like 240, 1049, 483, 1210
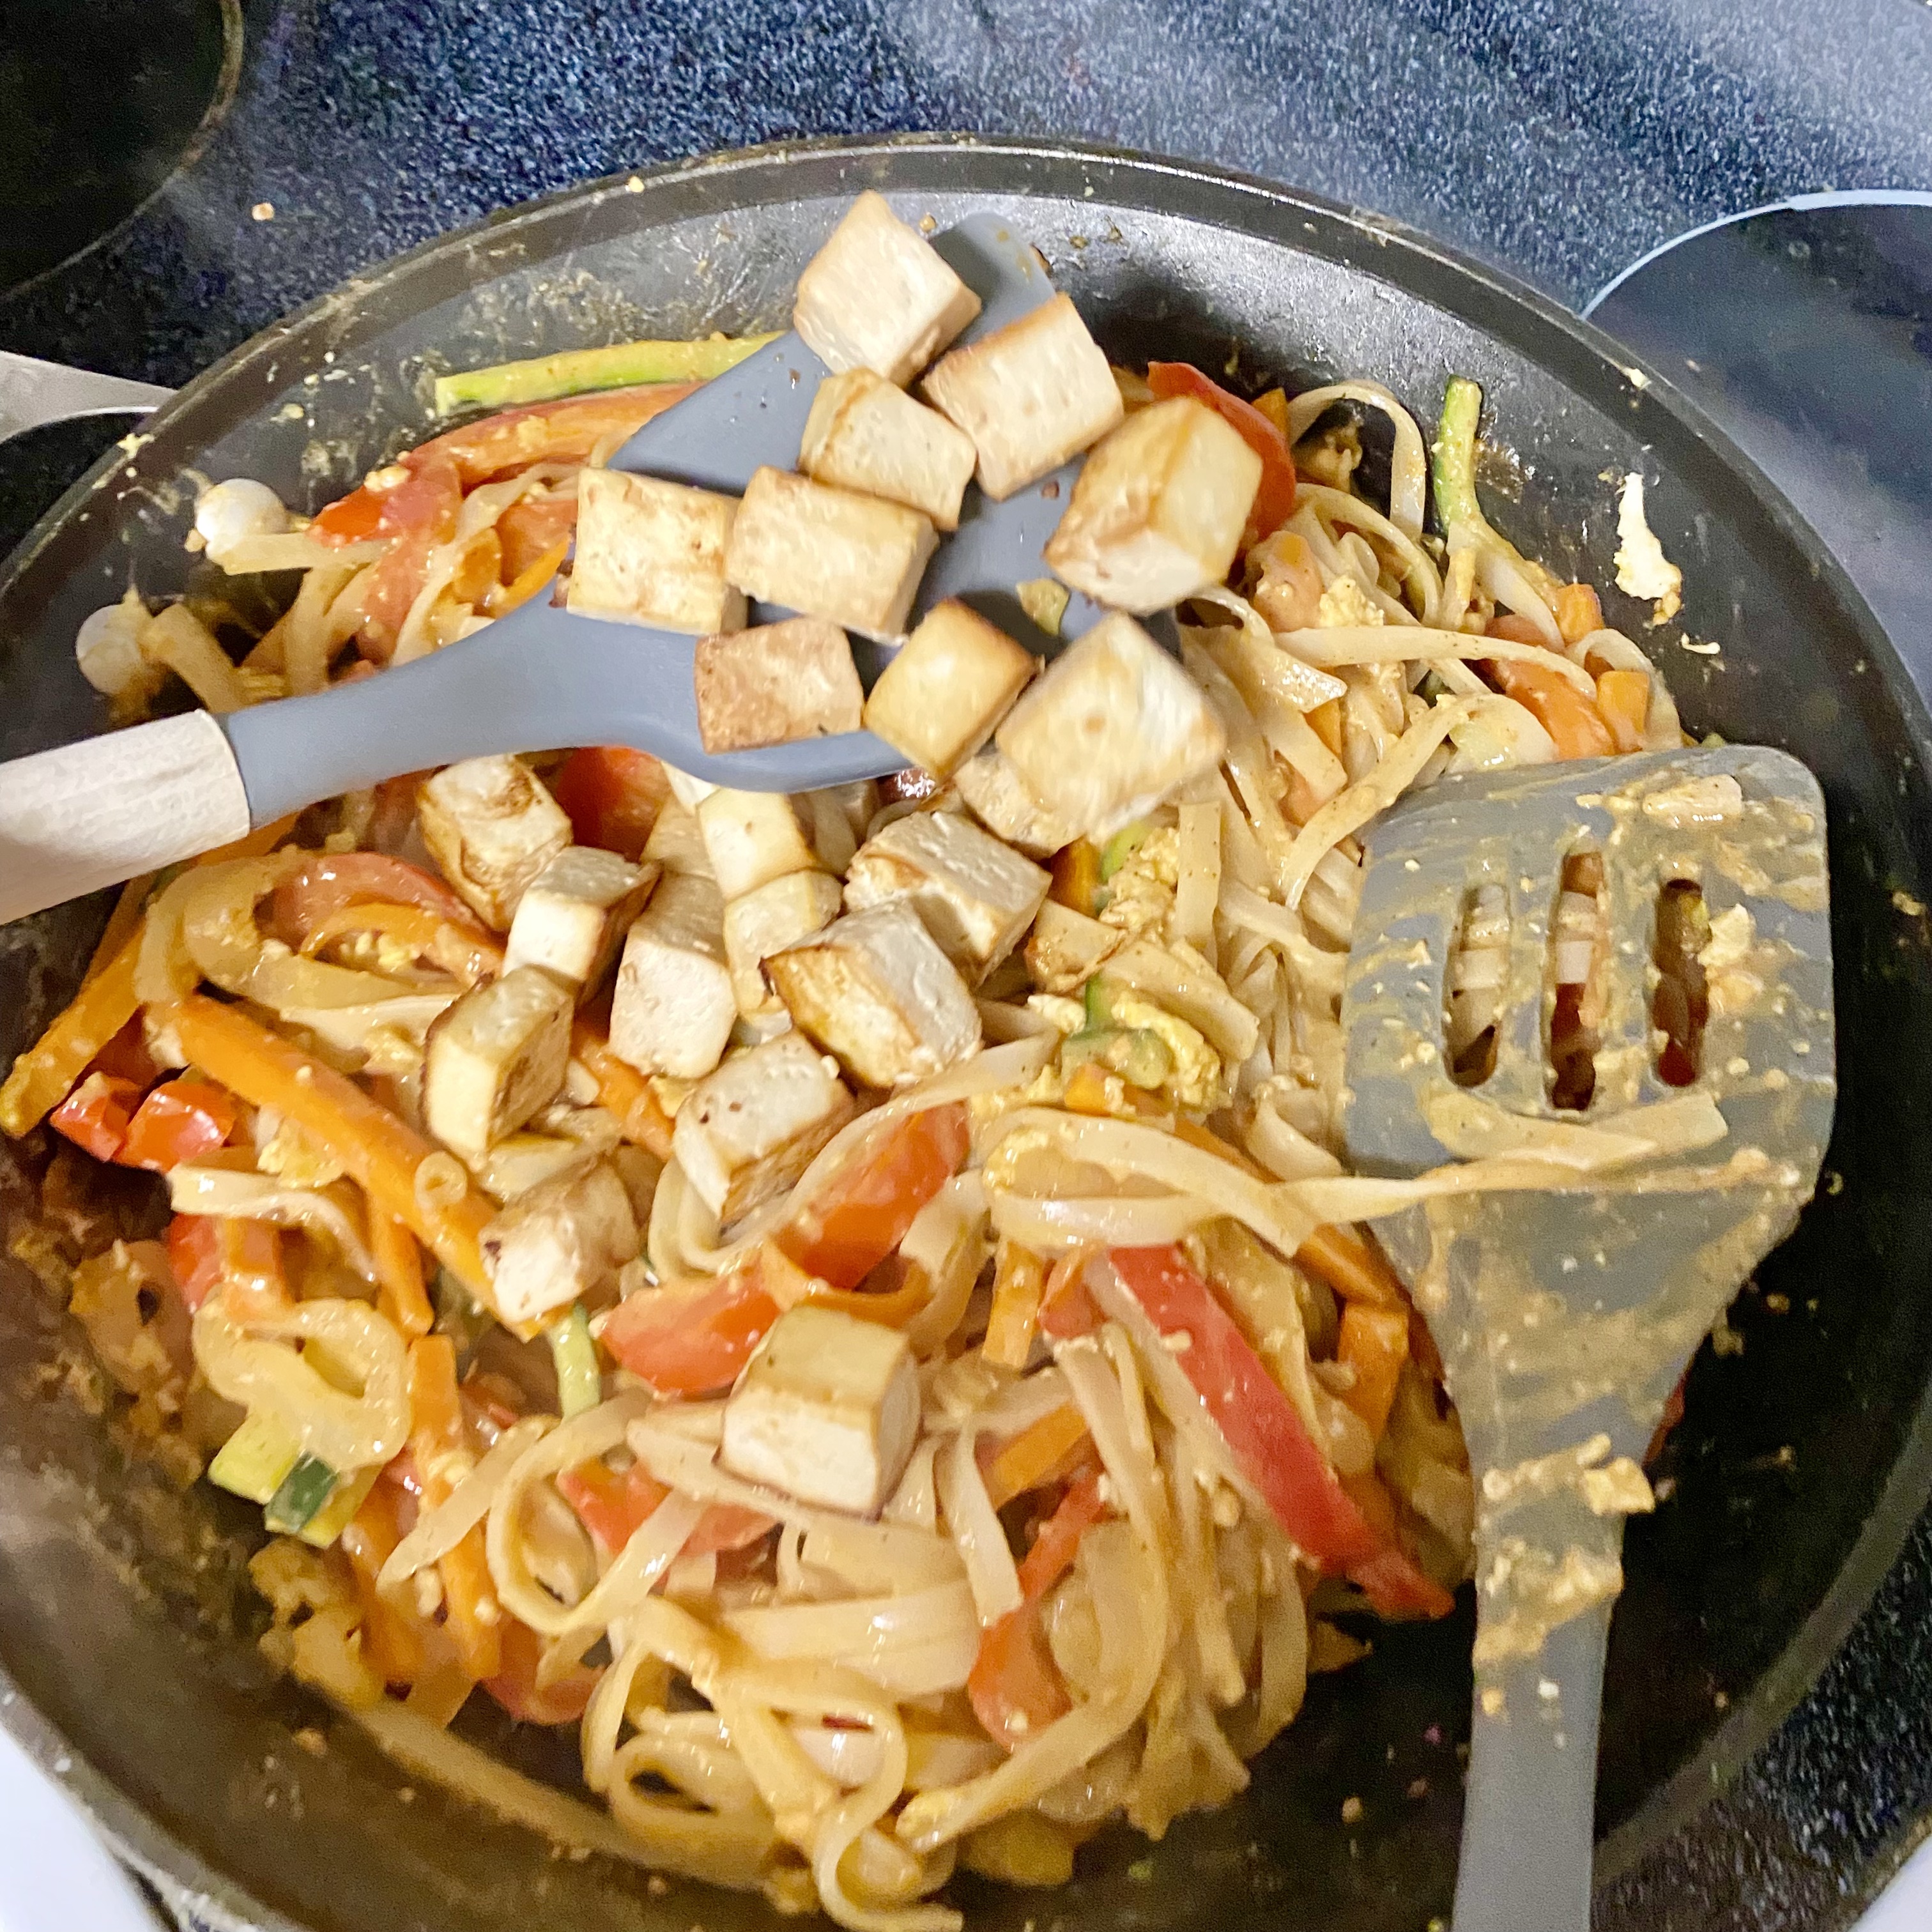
2, 127, 1926, 1931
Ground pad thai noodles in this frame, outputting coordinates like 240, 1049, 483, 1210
3, 197, 1693, 1922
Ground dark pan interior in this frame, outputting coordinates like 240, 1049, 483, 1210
3, 137, 1930, 1932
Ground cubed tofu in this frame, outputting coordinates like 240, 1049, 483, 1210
642, 799, 713, 878
953, 746, 1080, 859
994, 614, 1225, 840
693, 617, 863, 754
1025, 899, 1124, 993
861, 601, 1037, 780
724, 467, 936, 641
481, 1160, 640, 1328
792, 191, 982, 388
719, 1303, 920, 1514
766, 901, 982, 1088
723, 868, 845, 1018
696, 788, 821, 901
424, 965, 575, 1163
920, 293, 1123, 501
567, 468, 746, 636
1043, 397, 1263, 613
418, 755, 572, 930
673, 1032, 856, 1225
503, 847, 659, 999
610, 873, 736, 1078
801, 369, 978, 532
843, 809, 1049, 982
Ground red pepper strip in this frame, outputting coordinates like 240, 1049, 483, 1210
598, 1274, 781, 1397
558, 1459, 773, 1563
1146, 362, 1297, 543
118, 1078, 238, 1172
49, 1073, 144, 1162
776, 1105, 972, 1291
1105, 1246, 1455, 1619
969, 1474, 1112, 1751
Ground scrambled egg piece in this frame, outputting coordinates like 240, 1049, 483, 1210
256, 1111, 346, 1188
1613, 473, 1683, 626
1314, 574, 1383, 629
1107, 991, 1226, 1112
1100, 827, 1179, 939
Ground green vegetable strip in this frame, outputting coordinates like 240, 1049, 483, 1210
1099, 822, 1152, 882
433, 334, 780, 415
1430, 375, 1483, 532
265, 1453, 340, 1535
548, 1303, 602, 1418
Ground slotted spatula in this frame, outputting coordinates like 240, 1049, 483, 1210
0, 214, 1168, 925
1339, 744, 1836, 1932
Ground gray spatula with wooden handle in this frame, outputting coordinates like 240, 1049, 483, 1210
1338, 744, 1835, 1932
0, 213, 1167, 925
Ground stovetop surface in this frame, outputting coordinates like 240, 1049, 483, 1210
3, 3, 1932, 1926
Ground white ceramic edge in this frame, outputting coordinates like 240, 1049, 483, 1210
0, 1724, 158, 1932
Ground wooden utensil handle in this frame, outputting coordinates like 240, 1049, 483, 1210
0, 712, 251, 924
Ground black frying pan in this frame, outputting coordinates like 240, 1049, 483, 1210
3, 135, 1930, 1932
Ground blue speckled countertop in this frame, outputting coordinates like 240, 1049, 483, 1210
7, 0, 1932, 386
4, 3, 1932, 1926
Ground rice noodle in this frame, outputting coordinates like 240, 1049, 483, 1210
1282, 382, 1429, 539
167, 1164, 379, 1282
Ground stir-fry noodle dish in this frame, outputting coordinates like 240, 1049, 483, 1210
4, 195, 1696, 1920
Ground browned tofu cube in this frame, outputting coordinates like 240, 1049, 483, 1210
1043, 397, 1264, 612
861, 601, 1037, 779
767, 902, 981, 1088
920, 294, 1122, 500
567, 468, 745, 635
724, 467, 937, 641
792, 191, 982, 387
801, 369, 978, 532
693, 617, 864, 753
994, 613, 1225, 839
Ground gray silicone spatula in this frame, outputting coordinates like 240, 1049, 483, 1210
1338, 744, 1835, 1932
0, 214, 1163, 924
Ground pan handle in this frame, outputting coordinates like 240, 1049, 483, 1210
0, 349, 173, 448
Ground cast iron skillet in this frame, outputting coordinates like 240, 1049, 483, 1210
2, 135, 1929, 1932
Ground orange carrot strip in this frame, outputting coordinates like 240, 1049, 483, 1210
982, 1241, 1045, 1371
571, 1009, 673, 1160
0, 932, 142, 1137
408, 1335, 503, 1681
1337, 1303, 1411, 1440
371, 1208, 433, 1337
1595, 669, 1651, 755
982, 1403, 1091, 1510
171, 995, 497, 1307
1296, 1223, 1404, 1308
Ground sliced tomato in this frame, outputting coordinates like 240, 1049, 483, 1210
1347, 1545, 1458, 1622
88, 1015, 162, 1090
968, 1600, 1071, 1751
1037, 1250, 1101, 1341
1016, 1469, 1108, 1600
273, 851, 485, 947
49, 1072, 143, 1162
776, 1105, 971, 1291
416, 385, 697, 488
559, 1457, 773, 1560
598, 1275, 780, 1396
119, 1078, 238, 1172
309, 484, 387, 546
496, 491, 579, 583
550, 746, 670, 861
1146, 362, 1297, 544
167, 1212, 288, 1317
482, 1618, 600, 1726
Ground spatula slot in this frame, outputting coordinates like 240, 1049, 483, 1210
1445, 882, 1508, 1087
1547, 849, 1604, 1112
1652, 878, 1710, 1086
